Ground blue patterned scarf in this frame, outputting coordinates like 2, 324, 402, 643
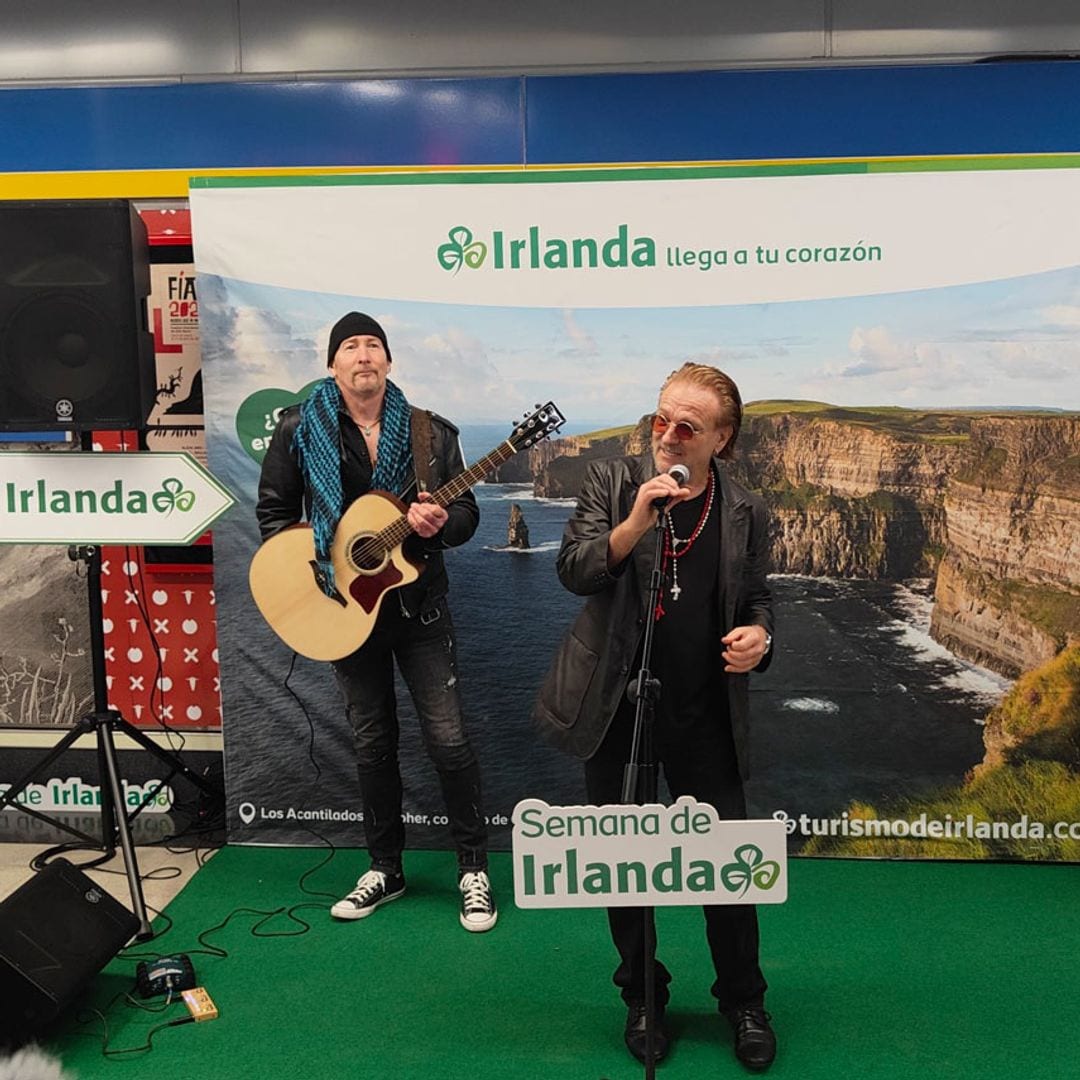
292, 377, 413, 595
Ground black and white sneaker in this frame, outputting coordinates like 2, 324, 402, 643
458, 869, 497, 933
330, 869, 406, 920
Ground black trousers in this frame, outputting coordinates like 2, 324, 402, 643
333, 598, 488, 875
583, 696, 767, 1012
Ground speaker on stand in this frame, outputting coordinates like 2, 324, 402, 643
0, 201, 223, 1010
0, 199, 155, 432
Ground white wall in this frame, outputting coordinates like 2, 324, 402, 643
1, 0, 1079, 85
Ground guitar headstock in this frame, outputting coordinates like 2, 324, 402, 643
509, 402, 566, 450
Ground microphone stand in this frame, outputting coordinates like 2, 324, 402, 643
620, 504, 667, 1080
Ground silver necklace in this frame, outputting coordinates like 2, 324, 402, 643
358, 419, 379, 437
665, 473, 715, 601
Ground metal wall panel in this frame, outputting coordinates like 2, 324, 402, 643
2, 1, 1080, 85
0, 1, 239, 81
237, 0, 824, 75
5, 61, 1077, 178
2, 2, 1080, 86
525, 62, 1080, 164
0, 80, 523, 171
833, 0, 1080, 58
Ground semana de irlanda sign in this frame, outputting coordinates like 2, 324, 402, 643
512, 797, 787, 909
0, 452, 235, 544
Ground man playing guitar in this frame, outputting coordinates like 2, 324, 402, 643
255, 311, 497, 933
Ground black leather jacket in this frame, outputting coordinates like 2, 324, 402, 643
532, 454, 773, 774
255, 402, 479, 617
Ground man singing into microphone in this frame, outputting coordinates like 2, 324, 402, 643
533, 363, 776, 1071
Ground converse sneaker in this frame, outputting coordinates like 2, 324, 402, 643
458, 869, 497, 932
330, 869, 405, 920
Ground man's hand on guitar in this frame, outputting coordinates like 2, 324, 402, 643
407, 491, 448, 538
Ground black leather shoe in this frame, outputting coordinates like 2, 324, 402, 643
624, 1001, 671, 1064
725, 1006, 776, 1071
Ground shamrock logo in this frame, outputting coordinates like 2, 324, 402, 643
152, 477, 196, 515
437, 225, 487, 273
720, 844, 780, 898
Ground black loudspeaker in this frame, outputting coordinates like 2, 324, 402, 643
0, 858, 139, 1043
0, 199, 154, 431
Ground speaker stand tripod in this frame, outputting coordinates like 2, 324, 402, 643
0, 544, 223, 940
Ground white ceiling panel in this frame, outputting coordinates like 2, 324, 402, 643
833, 0, 1080, 58
0, 0, 239, 81
237, 0, 826, 75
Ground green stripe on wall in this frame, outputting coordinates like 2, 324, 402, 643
190, 154, 1080, 190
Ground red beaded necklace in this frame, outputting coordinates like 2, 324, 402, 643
655, 469, 716, 620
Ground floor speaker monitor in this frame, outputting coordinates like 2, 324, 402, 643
0, 858, 139, 1042
0, 199, 154, 431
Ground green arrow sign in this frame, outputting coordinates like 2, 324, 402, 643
0, 452, 236, 545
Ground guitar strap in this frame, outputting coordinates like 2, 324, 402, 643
410, 407, 434, 494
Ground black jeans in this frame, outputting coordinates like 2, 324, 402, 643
333, 597, 488, 875
583, 697, 767, 1013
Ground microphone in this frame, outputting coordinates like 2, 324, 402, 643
668, 464, 690, 487
653, 464, 691, 510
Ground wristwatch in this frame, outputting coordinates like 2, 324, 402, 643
763, 632, 773, 655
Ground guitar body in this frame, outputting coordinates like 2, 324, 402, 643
250, 400, 566, 660
249, 491, 421, 661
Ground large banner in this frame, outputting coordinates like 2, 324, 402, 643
191, 163, 1080, 861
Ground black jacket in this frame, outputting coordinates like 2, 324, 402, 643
531, 454, 774, 776
255, 402, 479, 616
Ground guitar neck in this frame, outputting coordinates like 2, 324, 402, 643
379, 440, 518, 548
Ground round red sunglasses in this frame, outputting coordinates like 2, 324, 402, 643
651, 413, 703, 442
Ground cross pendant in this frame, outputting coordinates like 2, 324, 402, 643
670, 583, 681, 600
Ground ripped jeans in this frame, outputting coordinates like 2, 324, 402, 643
332, 596, 488, 876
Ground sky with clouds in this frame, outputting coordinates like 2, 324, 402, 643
200, 263, 1080, 430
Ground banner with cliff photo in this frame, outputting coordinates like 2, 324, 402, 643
190, 162, 1079, 861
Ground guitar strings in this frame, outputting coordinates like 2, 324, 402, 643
343, 423, 552, 568
346, 455, 498, 566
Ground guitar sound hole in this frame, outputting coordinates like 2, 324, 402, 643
352, 539, 386, 573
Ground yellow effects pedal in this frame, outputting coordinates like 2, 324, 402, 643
181, 987, 219, 1022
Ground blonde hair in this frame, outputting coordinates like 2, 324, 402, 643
660, 362, 743, 459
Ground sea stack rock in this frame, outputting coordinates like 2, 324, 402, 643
507, 504, 530, 548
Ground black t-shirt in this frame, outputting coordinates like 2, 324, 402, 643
338, 408, 376, 502
653, 484, 724, 728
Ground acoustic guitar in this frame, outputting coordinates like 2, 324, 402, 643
249, 401, 566, 660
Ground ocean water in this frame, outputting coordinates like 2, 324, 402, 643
213, 425, 1007, 851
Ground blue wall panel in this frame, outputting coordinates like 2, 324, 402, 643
525, 63, 1080, 163
3, 62, 1080, 177
0, 79, 524, 172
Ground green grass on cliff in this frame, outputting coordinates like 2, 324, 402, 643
802, 761, 1080, 861
804, 646, 1080, 862
577, 423, 637, 441
944, 562, 1078, 649
745, 400, 975, 443
984, 578, 1080, 646
745, 399, 838, 414
987, 644, 1080, 744
766, 480, 907, 515
1054, 453, 1080, 485
953, 444, 1007, 484
767, 480, 828, 509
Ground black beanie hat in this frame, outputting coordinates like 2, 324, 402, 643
327, 312, 391, 366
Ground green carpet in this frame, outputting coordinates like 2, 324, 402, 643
48, 848, 1080, 1079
